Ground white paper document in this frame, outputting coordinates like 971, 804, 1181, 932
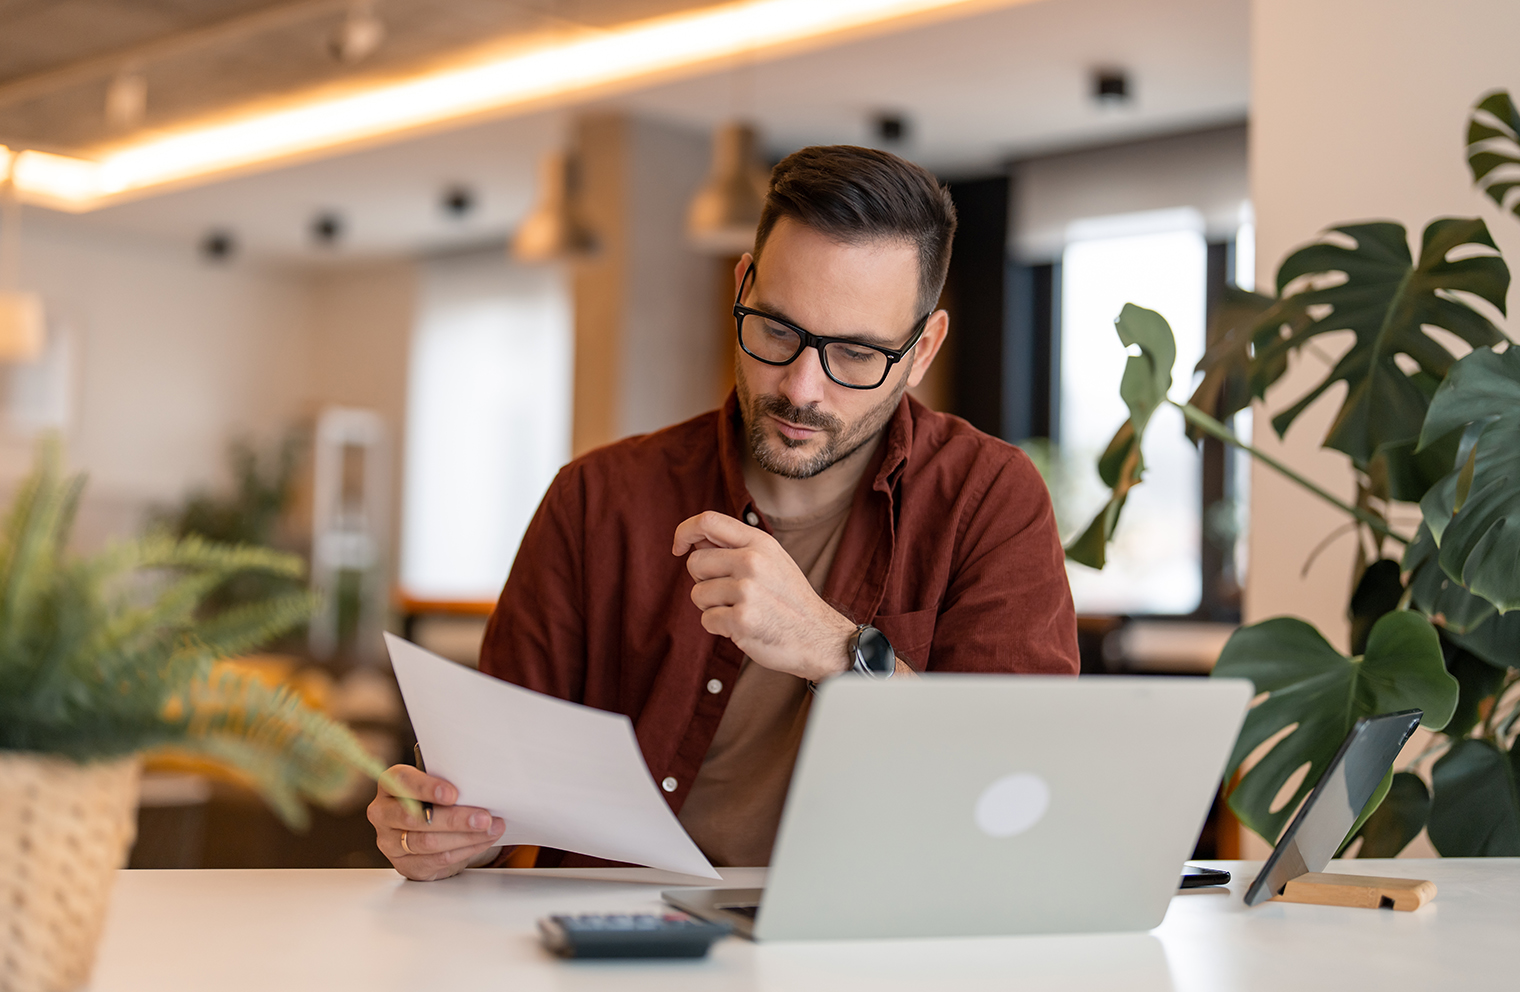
382, 633, 720, 879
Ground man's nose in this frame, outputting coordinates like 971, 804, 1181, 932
776, 344, 833, 408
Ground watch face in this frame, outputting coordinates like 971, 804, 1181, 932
854, 625, 895, 675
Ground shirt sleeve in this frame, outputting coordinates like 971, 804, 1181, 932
925, 449, 1080, 676
477, 463, 588, 701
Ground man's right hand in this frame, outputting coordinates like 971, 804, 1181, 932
367, 764, 505, 881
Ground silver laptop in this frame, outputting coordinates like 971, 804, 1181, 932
664, 674, 1252, 940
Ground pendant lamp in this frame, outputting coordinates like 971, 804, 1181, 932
510, 151, 596, 263
0, 173, 44, 364
686, 123, 769, 255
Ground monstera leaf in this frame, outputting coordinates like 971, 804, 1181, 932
1212, 612, 1456, 845
1428, 737, 1520, 856
1250, 219, 1508, 498
1185, 285, 1275, 442
1417, 346, 1520, 614
1350, 771, 1431, 858
1065, 304, 1175, 568
1443, 610, 1520, 670
1468, 90, 1520, 220
1404, 522, 1500, 634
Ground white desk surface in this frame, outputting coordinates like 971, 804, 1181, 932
91, 859, 1517, 991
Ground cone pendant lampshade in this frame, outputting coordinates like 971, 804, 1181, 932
0, 291, 44, 363
687, 123, 769, 255
511, 151, 596, 263
0, 177, 43, 363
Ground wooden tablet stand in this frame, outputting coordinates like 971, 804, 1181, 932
1272, 872, 1436, 912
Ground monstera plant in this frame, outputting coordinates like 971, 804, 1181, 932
1070, 90, 1520, 858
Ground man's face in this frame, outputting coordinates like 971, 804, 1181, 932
734, 217, 945, 480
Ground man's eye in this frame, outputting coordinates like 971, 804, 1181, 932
838, 347, 877, 363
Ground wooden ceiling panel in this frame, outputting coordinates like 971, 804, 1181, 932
0, 0, 717, 153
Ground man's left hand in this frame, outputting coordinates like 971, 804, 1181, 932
674, 510, 857, 682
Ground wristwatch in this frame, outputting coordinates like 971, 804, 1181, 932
848, 624, 896, 679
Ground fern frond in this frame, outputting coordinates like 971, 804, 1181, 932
0, 437, 379, 830
174, 590, 319, 666
138, 531, 305, 579
171, 666, 386, 829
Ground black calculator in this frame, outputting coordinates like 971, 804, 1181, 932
537, 912, 732, 959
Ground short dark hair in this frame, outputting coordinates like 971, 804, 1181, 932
753, 145, 958, 317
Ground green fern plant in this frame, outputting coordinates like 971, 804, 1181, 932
0, 440, 389, 828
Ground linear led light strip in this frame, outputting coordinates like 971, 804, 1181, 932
0, 0, 1019, 212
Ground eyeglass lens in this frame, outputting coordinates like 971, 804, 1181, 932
738, 312, 890, 387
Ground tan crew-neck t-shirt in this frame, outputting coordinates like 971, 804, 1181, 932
676, 487, 856, 867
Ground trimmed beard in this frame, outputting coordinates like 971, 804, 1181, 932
735, 356, 912, 480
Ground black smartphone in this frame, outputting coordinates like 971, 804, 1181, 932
1180, 865, 1231, 888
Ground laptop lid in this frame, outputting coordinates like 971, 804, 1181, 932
752, 675, 1252, 941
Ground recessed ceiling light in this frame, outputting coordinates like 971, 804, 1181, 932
1092, 68, 1131, 105
200, 229, 237, 262
330, 1, 386, 65
311, 212, 344, 246
874, 112, 909, 144
441, 185, 476, 218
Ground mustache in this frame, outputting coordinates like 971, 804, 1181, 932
755, 394, 842, 433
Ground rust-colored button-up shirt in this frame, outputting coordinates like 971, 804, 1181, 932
479, 391, 1078, 866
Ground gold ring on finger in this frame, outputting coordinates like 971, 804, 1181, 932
400, 829, 414, 856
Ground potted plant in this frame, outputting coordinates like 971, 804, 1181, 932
1071, 90, 1520, 857
0, 441, 390, 992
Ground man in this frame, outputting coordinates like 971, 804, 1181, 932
368, 145, 1079, 880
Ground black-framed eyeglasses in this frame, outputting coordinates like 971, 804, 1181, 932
732, 262, 932, 390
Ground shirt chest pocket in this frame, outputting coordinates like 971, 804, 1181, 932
870, 607, 938, 670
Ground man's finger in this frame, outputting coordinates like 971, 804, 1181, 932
398, 840, 498, 881
372, 796, 495, 832
697, 604, 737, 639
673, 511, 759, 556
690, 577, 742, 611
381, 763, 458, 805
685, 547, 759, 582
388, 826, 503, 858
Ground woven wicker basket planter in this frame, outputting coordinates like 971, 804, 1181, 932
0, 754, 140, 992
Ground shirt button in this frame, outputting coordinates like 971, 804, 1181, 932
661, 777, 678, 793
745, 511, 759, 526
707, 678, 723, 694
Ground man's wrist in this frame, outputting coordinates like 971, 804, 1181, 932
808, 613, 859, 682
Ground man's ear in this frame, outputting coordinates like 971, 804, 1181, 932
734, 253, 754, 298
905, 310, 949, 389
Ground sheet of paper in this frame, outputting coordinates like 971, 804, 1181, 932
383, 633, 719, 879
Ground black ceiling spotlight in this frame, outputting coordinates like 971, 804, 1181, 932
441, 184, 477, 218
200, 229, 237, 263
1092, 68, 1131, 105
874, 112, 909, 144
311, 211, 344, 246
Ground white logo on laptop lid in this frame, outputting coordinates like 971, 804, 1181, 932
974, 773, 1050, 838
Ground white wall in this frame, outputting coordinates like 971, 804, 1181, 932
0, 211, 424, 566
1248, 0, 1520, 648
1012, 124, 1249, 263
3, 217, 315, 551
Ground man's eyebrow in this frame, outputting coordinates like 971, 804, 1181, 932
750, 299, 899, 347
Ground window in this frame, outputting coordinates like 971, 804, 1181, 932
400, 251, 572, 601
1059, 208, 1208, 615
